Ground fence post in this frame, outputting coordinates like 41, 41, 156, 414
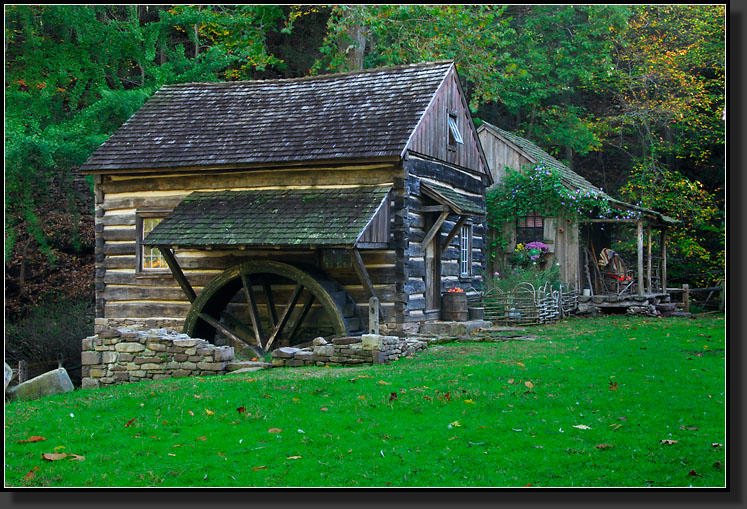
682, 283, 690, 313
368, 296, 380, 335
18, 360, 27, 383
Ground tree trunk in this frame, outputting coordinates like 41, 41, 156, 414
337, 6, 367, 71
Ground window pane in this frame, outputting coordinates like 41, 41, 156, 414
448, 115, 464, 144
141, 217, 166, 270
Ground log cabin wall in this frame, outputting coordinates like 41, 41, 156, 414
402, 155, 487, 323
95, 162, 407, 330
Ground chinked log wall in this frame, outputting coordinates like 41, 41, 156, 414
95, 163, 408, 331
402, 155, 487, 323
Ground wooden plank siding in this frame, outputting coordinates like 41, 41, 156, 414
406, 68, 488, 177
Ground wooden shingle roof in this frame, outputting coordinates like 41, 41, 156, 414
479, 122, 604, 196
80, 61, 456, 173
143, 186, 391, 249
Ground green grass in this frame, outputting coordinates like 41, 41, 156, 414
4, 315, 726, 487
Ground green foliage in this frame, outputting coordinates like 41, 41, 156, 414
483, 263, 562, 294
619, 162, 724, 286
486, 164, 611, 256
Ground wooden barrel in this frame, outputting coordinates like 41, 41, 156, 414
442, 291, 468, 321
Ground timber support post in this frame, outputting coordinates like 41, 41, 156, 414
637, 219, 644, 296
369, 296, 380, 334
158, 247, 196, 303
682, 283, 690, 313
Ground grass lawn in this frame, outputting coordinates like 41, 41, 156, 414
4, 314, 726, 488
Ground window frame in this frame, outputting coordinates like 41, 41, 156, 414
459, 223, 472, 278
135, 209, 172, 276
516, 211, 544, 245
447, 110, 464, 151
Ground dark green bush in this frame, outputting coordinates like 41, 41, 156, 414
5, 297, 94, 386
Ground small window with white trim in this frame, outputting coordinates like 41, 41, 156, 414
459, 224, 472, 277
136, 212, 170, 274
447, 111, 464, 150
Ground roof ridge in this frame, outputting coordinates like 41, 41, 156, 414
163, 60, 454, 88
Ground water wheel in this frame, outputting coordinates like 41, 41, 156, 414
183, 261, 361, 353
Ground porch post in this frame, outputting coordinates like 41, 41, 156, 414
636, 219, 644, 296
660, 228, 668, 293
646, 224, 652, 294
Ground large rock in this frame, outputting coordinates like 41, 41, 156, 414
4, 362, 12, 393
6, 368, 74, 401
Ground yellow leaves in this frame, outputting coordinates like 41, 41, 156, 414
268, 428, 283, 434
204, 408, 215, 416
449, 421, 461, 428
42, 453, 84, 461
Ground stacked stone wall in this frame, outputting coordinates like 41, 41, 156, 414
81, 329, 233, 389
271, 334, 427, 368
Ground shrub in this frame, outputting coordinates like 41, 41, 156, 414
5, 297, 94, 386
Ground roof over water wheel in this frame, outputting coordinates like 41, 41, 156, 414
143, 186, 391, 249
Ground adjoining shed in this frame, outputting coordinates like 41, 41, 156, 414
477, 121, 676, 307
80, 61, 492, 352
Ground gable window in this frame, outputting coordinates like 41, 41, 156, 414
459, 224, 472, 277
516, 211, 544, 244
447, 111, 464, 150
136, 211, 170, 274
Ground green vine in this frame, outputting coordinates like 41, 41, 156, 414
486, 164, 612, 258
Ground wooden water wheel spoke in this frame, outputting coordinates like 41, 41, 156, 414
219, 311, 259, 347
265, 282, 304, 351
262, 276, 278, 329
198, 313, 249, 347
183, 261, 351, 352
288, 293, 316, 343
240, 271, 265, 347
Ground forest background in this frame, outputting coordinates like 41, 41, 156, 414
4, 5, 726, 373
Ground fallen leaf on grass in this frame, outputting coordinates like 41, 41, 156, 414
268, 428, 282, 433
320, 407, 328, 412
204, 408, 214, 416
188, 410, 195, 417
196, 436, 207, 441
17, 436, 46, 443
42, 453, 84, 461
253, 466, 267, 471
573, 425, 591, 430
286, 456, 302, 460
448, 421, 461, 428
595, 444, 614, 449
660, 440, 678, 445
464, 399, 475, 404
237, 406, 246, 414
389, 392, 398, 401
125, 418, 136, 427
688, 469, 700, 477
378, 380, 391, 386
609, 382, 618, 391
23, 467, 39, 480
712, 443, 723, 448
524, 381, 534, 389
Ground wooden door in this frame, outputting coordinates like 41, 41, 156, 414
424, 214, 442, 313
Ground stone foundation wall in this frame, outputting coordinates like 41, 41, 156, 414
95, 317, 185, 334
271, 334, 427, 368
81, 329, 234, 389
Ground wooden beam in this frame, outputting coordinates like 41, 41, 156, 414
348, 247, 383, 317
240, 272, 265, 347
441, 215, 468, 256
158, 247, 196, 303
198, 312, 249, 347
265, 283, 304, 351
421, 205, 450, 213
646, 224, 653, 294
637, 220, 644, 296
580, 218, 641, 224
262, 276, 278, 329
660, 228, 668, 293
288, 294, 316, 343
421, 210, 450, 254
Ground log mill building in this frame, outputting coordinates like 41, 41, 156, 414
79, 61, 492, 351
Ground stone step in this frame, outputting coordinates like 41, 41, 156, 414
225, 361, 273, 372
